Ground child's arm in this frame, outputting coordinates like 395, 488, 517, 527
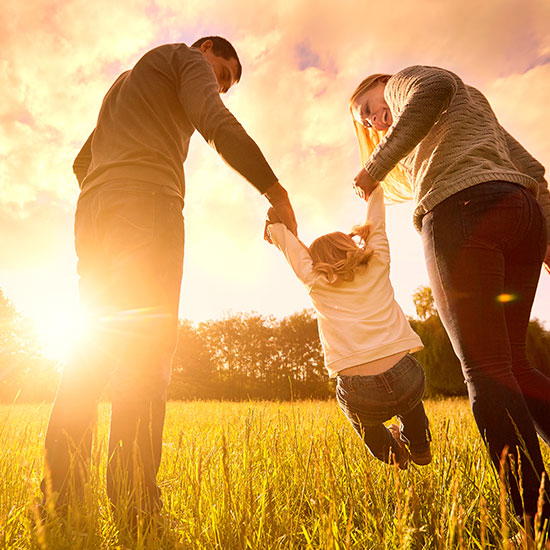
363, 185, 391, 263
266, 209, 316, 288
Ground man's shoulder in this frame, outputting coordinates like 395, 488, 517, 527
135, 43, 206, 67
140, 42, 188, 58
128, 43, 211, 86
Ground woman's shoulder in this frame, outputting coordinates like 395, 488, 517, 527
390, 65, 462, 87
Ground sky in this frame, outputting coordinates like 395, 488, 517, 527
1, 0, 550, 359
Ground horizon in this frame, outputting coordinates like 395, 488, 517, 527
2, 0, 549, 361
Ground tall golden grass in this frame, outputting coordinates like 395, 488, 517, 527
1, 399, 548, 549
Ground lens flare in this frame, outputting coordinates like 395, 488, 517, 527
496, 293, 518, 303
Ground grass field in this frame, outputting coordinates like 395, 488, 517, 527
1, 398, 549, 549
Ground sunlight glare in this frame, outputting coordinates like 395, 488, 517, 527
33, 305, 90, 364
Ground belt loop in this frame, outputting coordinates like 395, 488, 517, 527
381, 374, 393, 394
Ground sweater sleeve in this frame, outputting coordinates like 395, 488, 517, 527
364, 66, 458, 182
73, 131, 94, 187
364, 186, 390, 262
267, 223, 317, 288
501, 127, 550, 238
178, 52, 278, 194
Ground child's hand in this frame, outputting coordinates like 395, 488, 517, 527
264, 207, 282, 243
264, 182, 298, 236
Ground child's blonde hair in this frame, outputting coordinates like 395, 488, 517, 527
350, 74, 414, 203
308, 223, 374, 284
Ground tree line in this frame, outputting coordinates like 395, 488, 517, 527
1, 287, 549, 402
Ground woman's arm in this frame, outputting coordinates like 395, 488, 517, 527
364, 66, 458, 183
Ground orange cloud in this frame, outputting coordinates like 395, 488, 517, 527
1, 0, 549, 330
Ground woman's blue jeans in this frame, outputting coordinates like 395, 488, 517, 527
336, 354, 430, 463
422, 181, 550, 522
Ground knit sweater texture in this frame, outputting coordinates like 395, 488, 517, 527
73, 43, 278, 199
363, 65, 550, 238
268, 186, 423, 377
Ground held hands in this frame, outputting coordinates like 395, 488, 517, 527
264, 182, 298, 243
353, 167, 379, 200
264, 207, 281, 243
266, 206, 281, 224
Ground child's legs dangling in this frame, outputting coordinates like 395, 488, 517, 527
335, 357, 426, 466
398, 401, 431, 454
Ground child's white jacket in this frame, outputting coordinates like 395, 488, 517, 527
268, 186, 423, 377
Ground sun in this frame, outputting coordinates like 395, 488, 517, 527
31, 303, 89, 363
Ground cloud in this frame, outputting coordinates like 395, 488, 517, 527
486, 63, 550, 167
1, 0, 549, 328
0, 191, 74, 268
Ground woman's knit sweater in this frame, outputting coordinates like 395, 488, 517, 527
363, 65, 550, 238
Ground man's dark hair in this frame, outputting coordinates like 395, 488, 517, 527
191, 36, 242, 81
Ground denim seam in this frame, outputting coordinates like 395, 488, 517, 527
429, 210, 461, 368
459, 196, 522, 251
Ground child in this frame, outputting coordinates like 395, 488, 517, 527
266, 185, 431, 468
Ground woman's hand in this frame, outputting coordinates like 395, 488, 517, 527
353, 168, 379, 200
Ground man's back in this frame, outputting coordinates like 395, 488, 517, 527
76, 44, 238, 198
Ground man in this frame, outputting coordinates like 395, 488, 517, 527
41, 36, 297, 519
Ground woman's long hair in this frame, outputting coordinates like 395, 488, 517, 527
308, 223, 374, 285
350, 75, 414, 203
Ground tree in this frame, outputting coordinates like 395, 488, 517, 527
412, 286, 437, 321
410, 285, 550, 396
199, 313, 279, 399
274, 310, 329, 399
169, 320, 217, 399
0, 289, 58, 402
410, 285, 466, 396
526, 318, 550, 377
167, 310, 330, 401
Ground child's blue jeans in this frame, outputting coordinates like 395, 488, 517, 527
336, 353, 430, 463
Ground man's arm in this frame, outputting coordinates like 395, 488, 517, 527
178, 50, 297, 234
73, 131, 94, 187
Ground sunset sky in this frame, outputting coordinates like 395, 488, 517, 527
1, 0, 549, 359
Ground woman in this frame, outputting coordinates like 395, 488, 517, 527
349, 65, 550, 535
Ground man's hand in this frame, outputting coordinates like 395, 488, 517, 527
264, 182, 298, 237
266, 206, 281, 224
263, 207, 282, 243
353, 167, 379, 200
544, 243, 550, 276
